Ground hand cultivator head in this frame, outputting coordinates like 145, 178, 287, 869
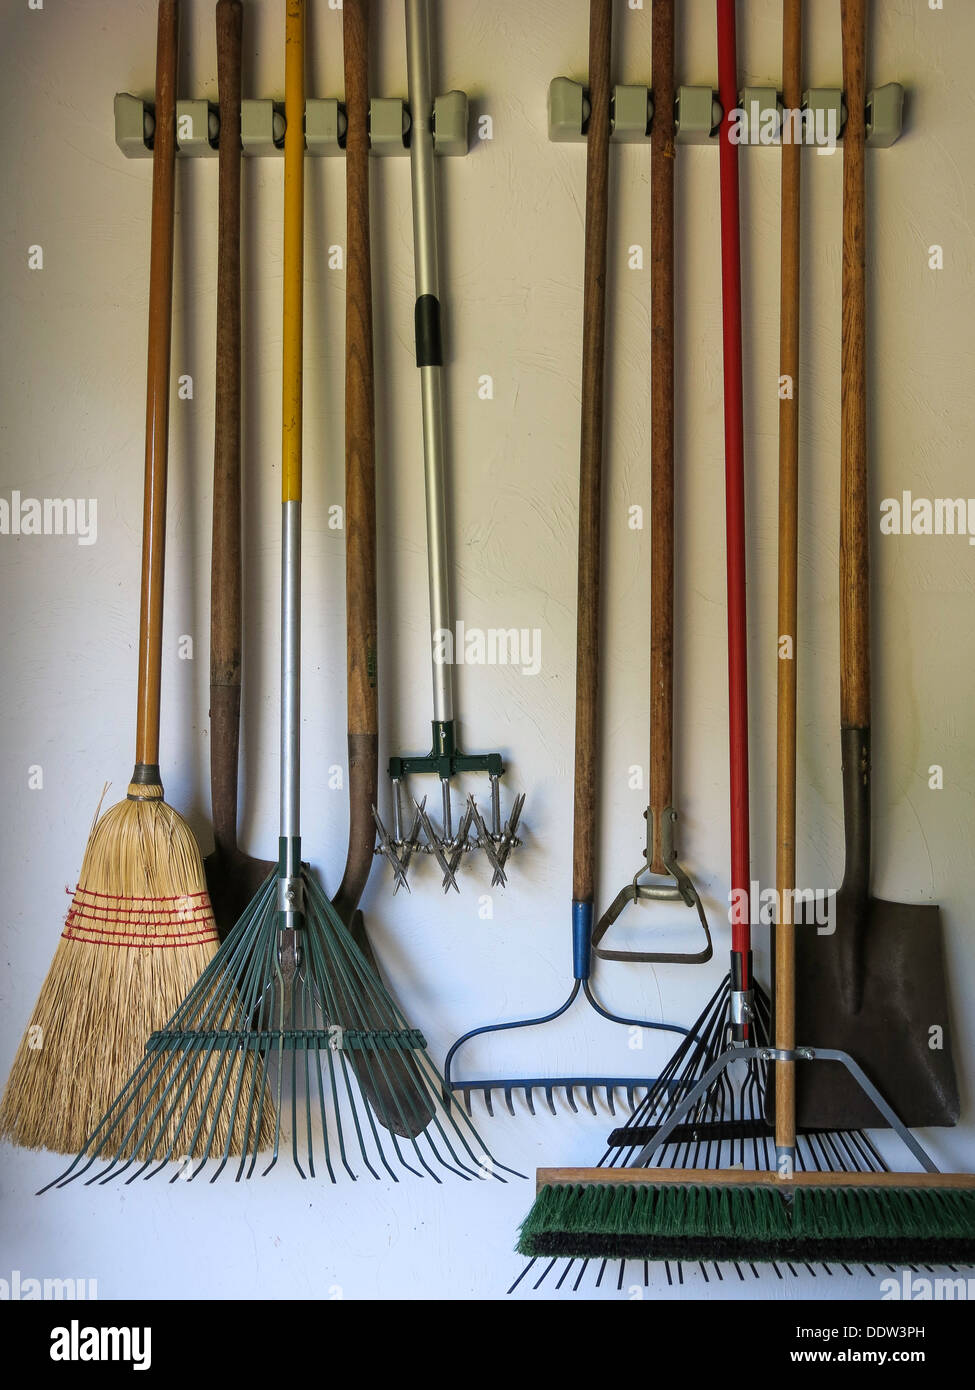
42, 867, 521, 1190
373, 726, 525, 893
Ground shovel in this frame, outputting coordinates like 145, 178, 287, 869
205, 0, 275, 935
330, 0, 434, 1138
793, 0, 958, 1130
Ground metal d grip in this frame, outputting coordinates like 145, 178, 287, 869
591, 808, 713, 964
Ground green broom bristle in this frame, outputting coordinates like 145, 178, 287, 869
517, 1182, 975, 1267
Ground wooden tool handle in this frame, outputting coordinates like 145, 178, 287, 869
571, 0, 612, 906
840, 0, 869, 731
775, 0, 802, 1163
648, 0, 676, 872
135, 0, 179, 771
210, 0, 244, 856
334, 0, 378, 922
717, 0, 751, 958
282, 0, 304, 504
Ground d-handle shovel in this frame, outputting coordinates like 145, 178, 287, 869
205, 0, 276, 935
592, 0, 711, 967
793, 0, 959, 1131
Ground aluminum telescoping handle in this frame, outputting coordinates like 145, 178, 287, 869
406, 0, 453, 726
280, 0, 304, 865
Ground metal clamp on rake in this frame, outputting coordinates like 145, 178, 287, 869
372, 0, 525, 895
592, 809, 712, 964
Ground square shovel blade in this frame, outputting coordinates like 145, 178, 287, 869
793, 896, 959, 1131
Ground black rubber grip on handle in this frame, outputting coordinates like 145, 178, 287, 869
414, 294, 443, 367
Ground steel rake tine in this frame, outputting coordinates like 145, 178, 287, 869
504, 1086, 516, 1116
507, 1260, 536, 1296
533, 1258, 558, 1291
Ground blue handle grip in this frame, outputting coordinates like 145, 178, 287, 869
572, 901, 593, 980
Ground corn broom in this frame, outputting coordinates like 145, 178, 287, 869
0, 0, 227, 1157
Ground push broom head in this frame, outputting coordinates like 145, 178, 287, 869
518, 1170, 975, 1269
45, 861, 519, 1187
0, 780, 222, 1156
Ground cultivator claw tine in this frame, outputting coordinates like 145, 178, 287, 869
565, 1087, 579, 1114
460, 1088, 473, 1117
491, 790, 526, 886
504, 1086, 516, 1116
484, 1088, 496, 1118
371, 807, 413, 893
606, 1087, 617, 1116
467, 795, 507, 885
441, 801, 474, 892
414, 798, 461, 893
584, 1085, 597, 1115
544, 1086, 556, 1116
626, 1085, 637, 1111
525, 1088, 536, 1116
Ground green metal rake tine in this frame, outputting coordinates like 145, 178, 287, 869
336, 1045, 381, 1180
311, 1032, 337, 1184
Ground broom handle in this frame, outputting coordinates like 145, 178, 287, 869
134, 0, 179, 776
717, 0, 752, 974
648, 0, 676, 874
334, 0, 378, 921
840, 0, 869, 737
280, 0, 304, 856
210, 0, 243, 856
775, 0, 802, 1171
572, 0, 612, 910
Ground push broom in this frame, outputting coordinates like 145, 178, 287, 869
43, 0, 517, 1187
515, 0, 975, 1277
0, 0, 223, 1158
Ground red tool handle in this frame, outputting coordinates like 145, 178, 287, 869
717, 0, 751, 964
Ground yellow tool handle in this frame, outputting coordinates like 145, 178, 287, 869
282, 0, 304, 503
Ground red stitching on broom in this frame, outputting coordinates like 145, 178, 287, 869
66, 887, 212, 905
62, 924, 219, 947
66, 903, 215, 927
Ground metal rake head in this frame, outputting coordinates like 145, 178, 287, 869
374, 773, 524, 893
42, 869, 521, 1190
443, 972, 692, 1119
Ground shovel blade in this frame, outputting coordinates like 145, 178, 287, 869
205, 848, 278, 941
794, 896, 959, 1130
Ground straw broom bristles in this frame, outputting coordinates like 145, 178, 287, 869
0, 782, 274, 1159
